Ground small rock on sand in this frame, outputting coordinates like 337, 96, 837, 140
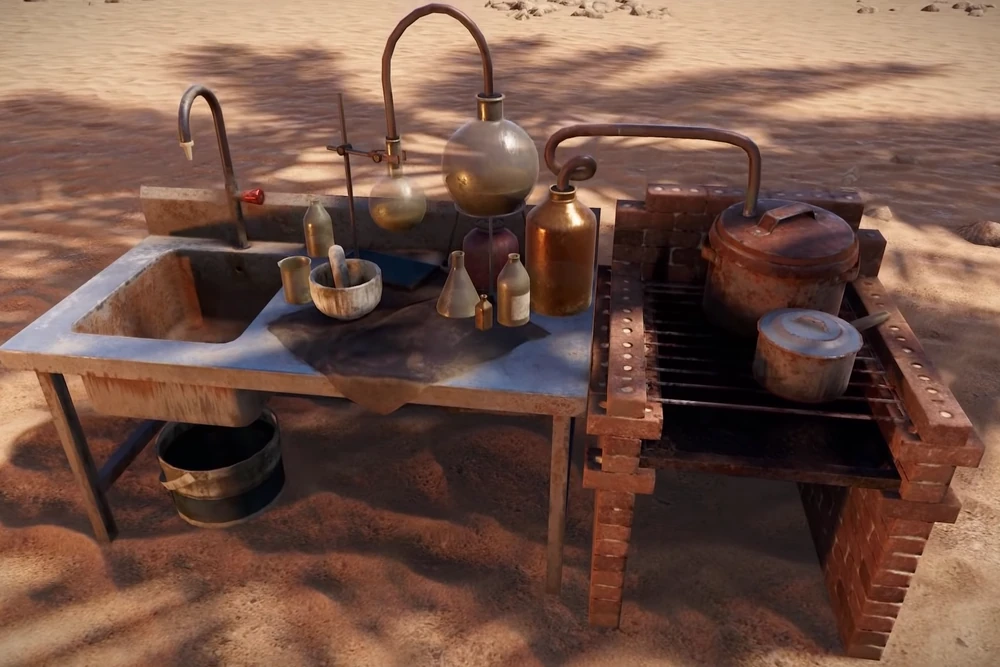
968, 8, 985, 14
891, 153, 919, 165
952, 2, 970, 8
858, 5, 877, 13
865, 205, 893, 221
922, 4, 941, 10
957, 221, 1000, 248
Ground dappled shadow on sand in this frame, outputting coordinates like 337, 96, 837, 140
1, 394, 842, 666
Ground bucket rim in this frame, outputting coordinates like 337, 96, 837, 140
155, 407, 279, 476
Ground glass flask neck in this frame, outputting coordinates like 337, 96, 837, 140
476, 94, 505, 122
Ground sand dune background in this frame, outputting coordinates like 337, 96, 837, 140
0, 0, 998, 665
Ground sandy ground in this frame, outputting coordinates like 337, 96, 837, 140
1, 0, 998, 665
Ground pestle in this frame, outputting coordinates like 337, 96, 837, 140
328, 245, 352, 288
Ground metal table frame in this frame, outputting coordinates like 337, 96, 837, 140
34, 373, 577, 594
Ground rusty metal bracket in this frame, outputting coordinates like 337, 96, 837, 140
325, 143, 406, 166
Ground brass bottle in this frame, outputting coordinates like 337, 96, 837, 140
496, 253, 530, 327
437, 250, 479, 318
303, 198, 335, 258
475, 294, 493, 331
525, 183, 597, 317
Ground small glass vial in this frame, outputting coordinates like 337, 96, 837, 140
475, 294, 493, 331
303, 198, 335, 258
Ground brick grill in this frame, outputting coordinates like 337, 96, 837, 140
584, 184, 985, 660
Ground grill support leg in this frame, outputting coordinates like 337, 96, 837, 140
799, 483, 939, 660
582, 436, 653, 627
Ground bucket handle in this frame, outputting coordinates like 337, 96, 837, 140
161, 472, 197, 492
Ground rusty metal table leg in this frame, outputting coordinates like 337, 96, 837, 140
546, 415, 575, 595
36, 372, 117, 543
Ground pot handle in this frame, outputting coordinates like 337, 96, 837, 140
701, 244, 718, 264
161, 472, 197, 492
851, 310, 891, 333
840, 260, 861, 283
754, 202, 815, 235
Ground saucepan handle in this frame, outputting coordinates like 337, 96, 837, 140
754, 202, 815, 235
851, 310, 891, 333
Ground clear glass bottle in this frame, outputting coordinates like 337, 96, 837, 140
303, 199, 335, 258
437, 250, 479, 318
496, 253, 530, 327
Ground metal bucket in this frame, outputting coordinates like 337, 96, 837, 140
155, 408, 284, 528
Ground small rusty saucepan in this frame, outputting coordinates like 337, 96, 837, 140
753, 308, 891, 404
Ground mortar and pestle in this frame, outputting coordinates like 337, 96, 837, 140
309, 245, 383, 321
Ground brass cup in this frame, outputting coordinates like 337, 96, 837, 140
278, 256, 312, 305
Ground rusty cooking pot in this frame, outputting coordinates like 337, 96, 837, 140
701, 196, 860, 338
753, 308, 890, 404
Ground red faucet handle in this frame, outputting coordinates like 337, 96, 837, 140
240, 188, 265, 206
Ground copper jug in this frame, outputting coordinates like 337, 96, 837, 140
525, 158, 598, 317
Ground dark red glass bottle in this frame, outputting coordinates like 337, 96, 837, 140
461, 220, 520, 293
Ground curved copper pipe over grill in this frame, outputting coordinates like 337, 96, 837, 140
543, 123, 762, 218
381, 3, 496, 141
556, 155, 598, 192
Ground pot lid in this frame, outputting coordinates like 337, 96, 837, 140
758, 308, 863, 359
713, 199, 858, 272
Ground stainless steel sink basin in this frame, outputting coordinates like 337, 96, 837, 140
73, 248, 285, 344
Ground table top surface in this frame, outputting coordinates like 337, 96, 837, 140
0, 236, 594, 416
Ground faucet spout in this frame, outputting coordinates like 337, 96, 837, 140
177, 84, 250, 249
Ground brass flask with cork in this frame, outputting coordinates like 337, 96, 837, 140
524, 155, 598, 317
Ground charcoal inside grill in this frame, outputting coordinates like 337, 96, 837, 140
641, 406, 899, 488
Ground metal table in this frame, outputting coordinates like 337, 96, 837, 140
0, 236, 593, 594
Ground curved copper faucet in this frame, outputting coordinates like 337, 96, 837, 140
177, 84, 251, 249
380, 3, 495, 143
544, 123, 762, 218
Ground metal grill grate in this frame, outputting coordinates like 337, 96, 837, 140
642, 282, 907, 424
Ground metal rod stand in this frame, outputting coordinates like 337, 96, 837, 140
337, 93, 361, 260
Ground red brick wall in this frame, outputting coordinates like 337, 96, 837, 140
612, 185, 865, 284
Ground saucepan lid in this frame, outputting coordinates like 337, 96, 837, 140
758, 308, 889, 359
